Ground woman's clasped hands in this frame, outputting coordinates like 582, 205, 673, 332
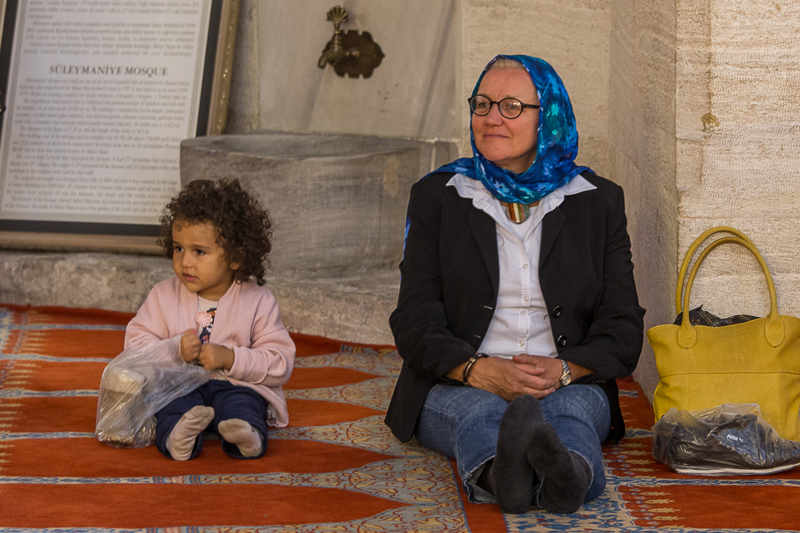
458, 354, 564, 401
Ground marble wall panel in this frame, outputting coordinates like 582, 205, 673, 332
256, 0, 459, 141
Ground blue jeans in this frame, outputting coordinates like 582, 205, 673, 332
416, 383, 610, 504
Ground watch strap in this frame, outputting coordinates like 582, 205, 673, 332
559, 359, 572, 386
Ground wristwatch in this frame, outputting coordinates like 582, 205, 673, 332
559, 359, 573, 387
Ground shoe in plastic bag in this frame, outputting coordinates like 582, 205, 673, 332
652, 403, 800, 475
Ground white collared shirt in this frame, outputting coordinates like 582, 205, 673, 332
447, 174, 596, 358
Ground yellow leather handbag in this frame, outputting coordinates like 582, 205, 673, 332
648, 226, 800, 441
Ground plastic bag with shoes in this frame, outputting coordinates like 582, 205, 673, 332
652, 403, 800, 475
95, 336, 212, 448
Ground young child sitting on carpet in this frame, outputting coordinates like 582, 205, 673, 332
124, 179, 295, 461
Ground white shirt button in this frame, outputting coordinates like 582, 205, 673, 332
523, 295, 530, 302
518, 340, 525, 347
522, 263, 529, 269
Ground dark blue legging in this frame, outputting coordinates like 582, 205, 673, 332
155, 380, 269, 460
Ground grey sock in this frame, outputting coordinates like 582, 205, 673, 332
489, 395, 546, 514
166, 406, 214, 461
218, 418, 263, 458
527, 423, 592, 514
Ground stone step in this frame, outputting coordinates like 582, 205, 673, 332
0, 252, 398, 345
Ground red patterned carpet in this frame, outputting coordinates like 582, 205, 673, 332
0, 304, 798, 531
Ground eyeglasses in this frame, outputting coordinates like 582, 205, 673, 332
468, 95, 540, 119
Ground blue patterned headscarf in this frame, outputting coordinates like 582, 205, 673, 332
434, 55, 590, 204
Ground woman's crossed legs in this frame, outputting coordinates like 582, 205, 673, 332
416, 382, 610, 512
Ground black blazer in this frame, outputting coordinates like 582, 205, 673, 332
385, 171, 645, 443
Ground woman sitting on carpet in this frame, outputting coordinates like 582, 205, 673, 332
125, 179, 295, 461
385, 55, 645, 514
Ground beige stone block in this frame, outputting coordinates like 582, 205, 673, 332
180, 132, 456, 272
0, 253, 174, 313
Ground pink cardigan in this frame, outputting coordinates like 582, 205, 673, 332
124, 277, 296, 427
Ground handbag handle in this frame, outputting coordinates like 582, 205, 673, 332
676, 227, 783, 349
675, 226, 757, 316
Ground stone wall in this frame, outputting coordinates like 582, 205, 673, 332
676, 0, 800, 326
608, 0, 678, 398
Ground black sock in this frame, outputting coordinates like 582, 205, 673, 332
488, 395, 546, 514
476, 458, 494, 493
527, 423, 592, 513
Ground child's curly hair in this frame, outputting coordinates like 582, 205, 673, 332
159, 179, 272, 285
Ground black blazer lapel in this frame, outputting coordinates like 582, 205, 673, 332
467, 207, 500, 296
540, 206, 565, 267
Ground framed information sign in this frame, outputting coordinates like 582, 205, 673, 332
0, 0, 238, 252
